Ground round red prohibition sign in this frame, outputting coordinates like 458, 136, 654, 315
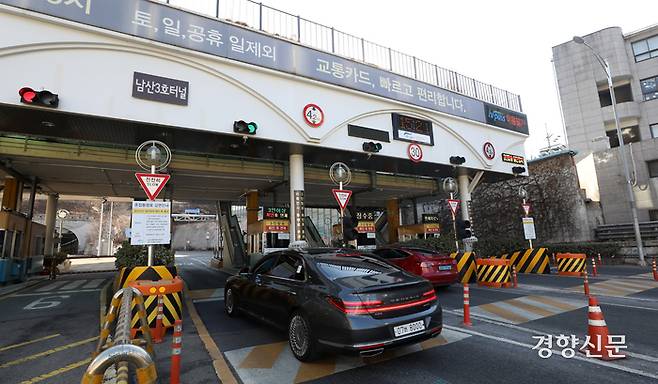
483, 142, 495, 160
408, 143, 423, 163
303, 103, 324, 127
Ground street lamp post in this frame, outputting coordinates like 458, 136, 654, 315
573, 36, 646, 266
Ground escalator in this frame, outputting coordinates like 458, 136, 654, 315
304, 216, 326, 247
219, 202, 247, 268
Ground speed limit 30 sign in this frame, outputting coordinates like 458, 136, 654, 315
408, 143, 423, 163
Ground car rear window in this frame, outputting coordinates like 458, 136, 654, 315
314, 257, 395, 281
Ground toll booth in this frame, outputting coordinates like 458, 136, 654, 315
397, 214, 441, 242
356, 209, 377, 251
0, 211, 46, 283
246, 207, 290, 255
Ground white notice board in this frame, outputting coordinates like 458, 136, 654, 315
131, 201, 171, 245
522, 217, 536, 240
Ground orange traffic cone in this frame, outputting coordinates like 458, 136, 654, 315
585, 296, 625, 360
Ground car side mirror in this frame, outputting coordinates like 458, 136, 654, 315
239, 266, 250, 274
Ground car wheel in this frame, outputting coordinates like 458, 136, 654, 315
288, 311, 319, 361
225, 287, 239, 317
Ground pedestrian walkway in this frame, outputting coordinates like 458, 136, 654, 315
567, 275, 658, 297
468, 295, 584, 325
224, 328, 471, 384
17, 278, 109, 296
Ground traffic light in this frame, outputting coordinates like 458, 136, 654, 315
450, 156, 466, 165
19, 87, 59, 108
342, 215, 358, 241
457, 219, 472, 239
512, 166, 526, 175
362, 142, 382, 153
233, 120, 258, 135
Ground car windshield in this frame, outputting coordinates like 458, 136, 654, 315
314, 256, 396, 281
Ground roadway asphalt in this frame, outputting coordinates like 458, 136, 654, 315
178, 251, 658, 384
1, 253, 656, 383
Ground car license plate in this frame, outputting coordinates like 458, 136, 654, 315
393, 320, 425, 337
438, 265, 452, 271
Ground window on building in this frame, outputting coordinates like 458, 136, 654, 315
648, 160, 658, 178
605, 125, 641, 148
651, 123, 658, 139
632, 35, 658, 62
598, 83, 634, 107
640, 76, 658, 101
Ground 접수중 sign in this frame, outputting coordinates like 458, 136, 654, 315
0, 0, 527, 134
131, 201, 171, 245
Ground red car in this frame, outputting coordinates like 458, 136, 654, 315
372, 246, 459, 286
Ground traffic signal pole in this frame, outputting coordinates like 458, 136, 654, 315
340, 181, 344, 247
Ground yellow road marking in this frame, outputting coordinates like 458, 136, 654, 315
184, 286, 238, 384
0, 336, 98, 369
19, 357, 91, 384
0, 334, 60, 353
504, 299, 555, 317
239, 341, 287, 369
478, 302, 530, 323
524, 295, 578, 311
294, 357, 336, 383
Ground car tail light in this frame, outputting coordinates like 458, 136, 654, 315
327, 291, 436, 316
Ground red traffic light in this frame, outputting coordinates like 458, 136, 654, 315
18, 87, 59, 108
19, 87, 37, 103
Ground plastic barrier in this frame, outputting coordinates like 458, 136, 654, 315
556, 253, 586, 276
114, 266, 183, 331
449, 251, 477, 283
498, 248, 550, 274
476, 258, 511, 288
128, 277, 185, 338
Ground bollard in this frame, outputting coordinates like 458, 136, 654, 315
652, 258, 657, 281
583, 270, 590, 296
463, 284, 472, 326
170, 320, 183, 384
154, 295, 164, 343
591, 257, 598, 277
598, 252, 602, 265
512, 265, 518, 288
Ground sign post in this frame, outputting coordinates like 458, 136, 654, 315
521, 199, 534, 249
330, 162, 352, 247
448, 195, 460, 251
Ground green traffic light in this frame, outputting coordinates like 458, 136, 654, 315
247, 122, 257, 134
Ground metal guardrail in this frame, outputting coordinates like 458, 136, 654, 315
160, 0, 522, 112
595, 222, 658, 241
81, 287, 157, 384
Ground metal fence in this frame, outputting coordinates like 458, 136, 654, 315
159, 0, 522, 112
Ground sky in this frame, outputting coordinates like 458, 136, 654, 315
172, 0, 656, 157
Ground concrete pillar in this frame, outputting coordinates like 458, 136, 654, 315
386, 199, 400, 244
44, 194, 58, 256
246, 190, 259, 228
289, 154, 305, 242
457, 168, 471, 222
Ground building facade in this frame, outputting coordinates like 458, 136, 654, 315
553, 25, 658, 224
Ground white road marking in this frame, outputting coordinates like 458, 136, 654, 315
82, 279, 105, 289
443, 324, 658, 380
13, 289, 101, 297
35, 281, 67, 292
60, 280, 86, 290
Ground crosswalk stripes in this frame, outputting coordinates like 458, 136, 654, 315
33, 279, 108, 293
224, 328, 471, 384
567, 277, 658, 297
469, 295, 584, 325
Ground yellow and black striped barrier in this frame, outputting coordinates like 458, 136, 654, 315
499, 248, 550, 274
114, 266, 182, 330
556, 253, 586, 276
476, 258, 511, 288
450, 251, 477, 283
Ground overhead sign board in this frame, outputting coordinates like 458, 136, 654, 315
135, 173, 170, 201
522, 217, 536, 240
1, 0, 527, 135
130, 201, 171, 245
332, 189, 352, 210
392, 113, 434, 146
132, 72, 189, 106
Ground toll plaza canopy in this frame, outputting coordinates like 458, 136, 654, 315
0, 0, 529, 207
